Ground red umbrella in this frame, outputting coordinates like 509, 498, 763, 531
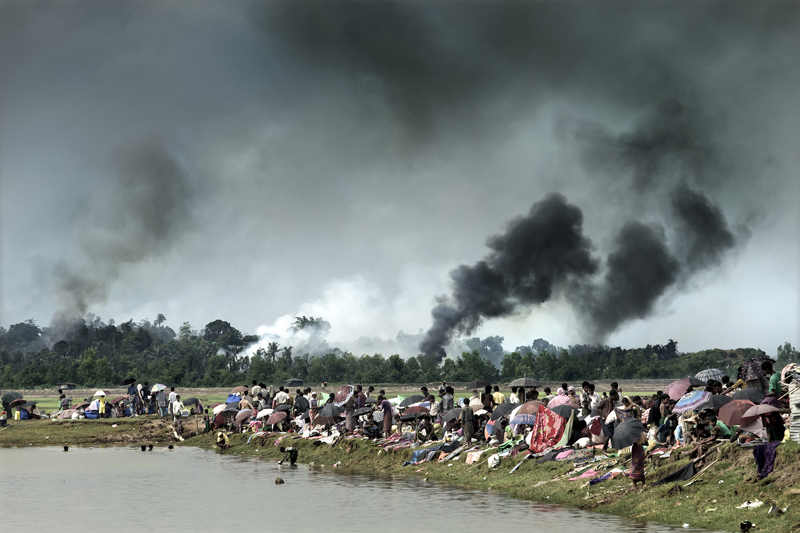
404, 405, 429, 415
664, 378, 704, 401
73, 401, 91, 410
266, 412, 287, 425
9, 398, 26, 408
516, 401, 544, 415
718, 399, 755, 426
110, 396, 127, 405
741, 404, 781, 424
333, 385, 354, 407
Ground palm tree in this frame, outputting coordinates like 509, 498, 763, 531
155, 314, 166, 328
266, 342, 280, 363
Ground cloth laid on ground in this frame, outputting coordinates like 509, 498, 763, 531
411, 445, 442, 464
589, 469, 624, 485
537, 448, 565, 463
569, 469, 600, 481
651, 462, 697, 486
753, 442, 780, 479
530, 404, 567, 453
556, 449, 574, 460
465, 450, 487, 465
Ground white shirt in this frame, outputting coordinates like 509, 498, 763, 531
509, 393, 519, 403
172, 401, 184, 414
274, 391, 290, 405
168, 392, 177, 403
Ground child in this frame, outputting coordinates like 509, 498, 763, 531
279, 446, 298, 465
203, 409, 210, 434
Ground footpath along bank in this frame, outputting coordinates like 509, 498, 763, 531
186, 430, 800, 533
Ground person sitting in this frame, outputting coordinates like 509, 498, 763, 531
216, 432, 230, 450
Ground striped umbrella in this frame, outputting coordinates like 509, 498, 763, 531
672, 391, 712, 414
695, 369, 728, 382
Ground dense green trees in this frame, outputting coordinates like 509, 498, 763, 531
0, 317, 789, 389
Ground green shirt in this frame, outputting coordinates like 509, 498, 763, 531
769, 372, 781, 394
716, 420, 731, 438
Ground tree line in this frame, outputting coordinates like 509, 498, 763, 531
0, 316, 796, 389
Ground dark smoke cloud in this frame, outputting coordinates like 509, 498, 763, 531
50, 136, 192, 339
419, 194, 597, 360
670, 184, 736, 273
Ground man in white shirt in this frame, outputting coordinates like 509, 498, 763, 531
509, 387, 520, 404
273, 387, 290, 408
172, 395, 185, 434
168, 387, 177, 415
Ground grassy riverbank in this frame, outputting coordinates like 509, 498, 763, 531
186, 432, 800, 532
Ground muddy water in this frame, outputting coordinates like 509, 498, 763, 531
0, 446, 712, 533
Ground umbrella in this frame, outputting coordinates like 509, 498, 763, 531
739, 356, 773, 382
73, 401, 90, 410
212, 404, 227, 415
466, 380, 492, 390
509, 377, 541, 388
231, 386, 248, 394
223, 404, 240, 415
110, 396, 127, 405
442, 408, 463, 423
9, 398, 27, 408
353, 407, 373, 417
718, 399, 755, 426
664, 378, 704, 401
256, 409, 274, 419
274, 404, 292, 413
88, 400, 100, 411
549, 404, 578, 420
510, 401, 544, 426
151, 384, 167, 392
696, 394, 733, 411
93, 390, 106, 397
319, 403, 343, 418
365, 397, 377, 405
695, 368, 728, 383
266, 412, 287, 425
740, 418, 767, 439
333, 385, 355, 407
672, 391, 712, 414
741, 404, 781, 424
388, 395, 406, 406
2, 391, 23, 404
485, 419, 505, 440
611, 418, 646, 450
183, 397, 199, 406
733, 389, 765, 403
22, 401, 38, 409
399, 395, 425, 407
118, 377, 136, 386
404, 405, 429, 415
490, 402, 522, 421
235, 409, 254, 423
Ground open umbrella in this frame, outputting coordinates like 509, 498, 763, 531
235, 409, 254, 423
741, 404, 781, 424
388, 395, 406, 406
404, 405, 429, 415
319, 403, 343, 418
672, 391, 712, 414
212, 404, 227, 415
22, 401, 38, 409
118, 377, 136, 386
73, 401, 90, 410
183, 397, 199, 406
695, 369, 728, 383
2, 391, 23, 404
510, 401, 544, 426
274, 404, 292, 413
93, 390, 106, 397
490, 402, 522, 421
223, 404, 239, 415
739, 356, 772, 382
256, 409, 274, 419
365, 397, 377, 405
353, 407, 373, 417
442, 408, 462, 423
9, 398, 27, 408
718, 399, 755, 426
109, 396, 127, 405
509, 377, 541, 388
399, 395, 425, 407
549, 404, 578, 420
333, 385, 355, 407
740, 418, 767, 439
151, 384, 167, 392
696, 394, 733, 411
266, 411, 288, 425
733, 389, 765, 403
664, 378, 704, 401
611, 418, 646, 450
231, 386, 248, 394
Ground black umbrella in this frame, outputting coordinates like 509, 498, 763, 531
2, 391, 23, 404
365, 397, 377, 405
399, 395, 425, 408
688, 377, 707, 387
118, 377, 136, 386
442, 408, 463, 423
509, 377, 541, 388
490, 402, 521, 421
611, 419, 646, 450
696, 394, 733, 411
733, 389, 765, 403
319, 403, 343, 418
353, 407, 372, 417
183, 397, 199, 406
21, 401, 38, 409
274, 404, 292, 413
549, 404, 578, 420
223, 404, 239, 415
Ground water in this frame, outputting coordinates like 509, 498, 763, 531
0, 446, 711, 533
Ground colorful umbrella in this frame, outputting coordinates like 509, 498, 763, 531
741, 404, 781, 424
732, 389, 765, 403
611, 418, 646, 450
739, 356, 772, 382
235, 409, 254, 423
151, 384, 167, 392
718, 399, 755, 426
388, 395, 406, 406
485, 419, 503, 440
695, 368, 728, 383
333, 385, 355, 407
664, 378, 705, 401
266, 411, 287, 425
672, 391, 712, 414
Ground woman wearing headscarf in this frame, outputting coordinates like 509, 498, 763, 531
546, 388, 573, 408
567, 386, 581, 407
629, 431, 647, 487
647, 393, 662, 428
619, 396, 640, 420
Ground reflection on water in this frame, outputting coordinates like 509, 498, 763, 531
0, 447, 713, 533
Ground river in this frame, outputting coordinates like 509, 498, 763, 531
0, 446, 715, 532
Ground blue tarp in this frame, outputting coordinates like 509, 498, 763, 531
226, 394, 240, 404
85, 410, 100, 419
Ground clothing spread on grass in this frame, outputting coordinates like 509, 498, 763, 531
651, 462, 697, 486
529, 405, 566, 453
753, 442, 780, 479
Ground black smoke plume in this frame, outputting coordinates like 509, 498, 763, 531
49, 136, 192, 340
419, 193, 598, 360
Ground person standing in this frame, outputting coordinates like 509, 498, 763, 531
168, 387, 177, 416
172, 395, 185, 435
379, 395, 393, 438
98, 395, 106, 418
273, 387, 289, 409
460, 401, 475, 443
509, 387, 519, 404
251, 380, 262, 399
492, 386, 505, 406
156, 389, 168, 418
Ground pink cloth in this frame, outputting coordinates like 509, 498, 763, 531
569, 469, 599, 481
547, 391, 574, 408
556, 450, 574, 460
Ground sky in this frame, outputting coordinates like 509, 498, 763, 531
0, 0, 798, 358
